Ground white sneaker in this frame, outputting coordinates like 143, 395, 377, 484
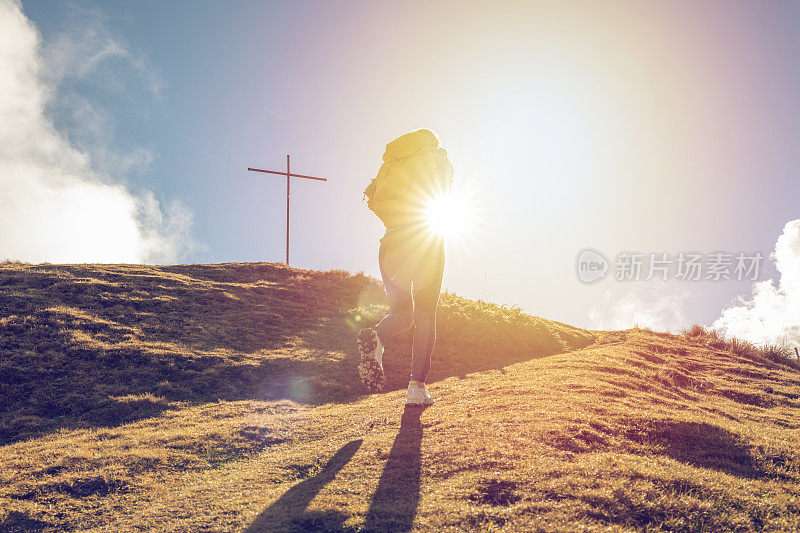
357, 327, 384, 392
406, 383, 435, 406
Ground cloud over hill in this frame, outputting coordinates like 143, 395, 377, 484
714, 219, 800, 346
0, 0, 193, 264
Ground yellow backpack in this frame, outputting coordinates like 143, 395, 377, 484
364, 129, 453, 229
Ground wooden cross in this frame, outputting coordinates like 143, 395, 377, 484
247, 155, 327, 265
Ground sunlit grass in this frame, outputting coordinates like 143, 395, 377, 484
2, 263, 799, 531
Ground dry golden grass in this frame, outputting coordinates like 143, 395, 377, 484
1, 262, 798, 532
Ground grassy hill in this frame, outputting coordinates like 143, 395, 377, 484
1, 262, 798, 532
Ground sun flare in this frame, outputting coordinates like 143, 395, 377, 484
425, 192, 472, 239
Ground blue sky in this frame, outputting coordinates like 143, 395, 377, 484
6, 0, 800, 339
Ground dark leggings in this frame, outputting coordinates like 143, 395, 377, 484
375, 232, 444, 383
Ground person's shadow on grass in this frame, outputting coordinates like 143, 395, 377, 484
362, 404, 428, 532
245, 439, 363, 532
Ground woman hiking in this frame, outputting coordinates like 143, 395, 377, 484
357, 129, 454, 406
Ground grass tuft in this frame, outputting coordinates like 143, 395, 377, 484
682, 324, 799, 370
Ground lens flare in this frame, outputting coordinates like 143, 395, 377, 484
425, 192, 471, 238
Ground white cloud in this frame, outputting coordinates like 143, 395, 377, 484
0, 0, 194, 264
712, 219, 800, 346
588, 282, 691, 332
41, 3, 165, 99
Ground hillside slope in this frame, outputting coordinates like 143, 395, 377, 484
0, 262, 591, 445
1, 262, 798, 532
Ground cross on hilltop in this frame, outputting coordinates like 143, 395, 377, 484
247, 155, 327, 266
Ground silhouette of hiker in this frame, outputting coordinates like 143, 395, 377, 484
358, 129, 454, 405
363, 405, 427, 531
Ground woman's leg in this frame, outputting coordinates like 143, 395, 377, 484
409, 242, 445, 383
375, 239, 414, 341
376, 296, 413, 340
409, 306, 435, 383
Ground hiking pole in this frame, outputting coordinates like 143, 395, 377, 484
247, 155, 327, 266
